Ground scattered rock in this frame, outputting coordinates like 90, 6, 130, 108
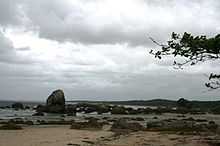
207, 121, 218, 131
133, 117, 145, 121
70, 118, 103, 130
195, 119, 207, 122
177, 114, 186, 118
67, 143, 80, 146
11, 102, 24, 110
25, 121, 34, 125
0, 122, 22, 130
182, 117, 195, 121
111, 106, 127, 114
111, 118, 144, 132
147, 119, 219, 133
35, 104, 47, 113
82, 140, 94, 144
24, 106, 30, 110
38, 120, 73, 125
9, 118, 24, 124
153, 116, 158, 119
66, 104, 77, 116
32, 112, 44, 116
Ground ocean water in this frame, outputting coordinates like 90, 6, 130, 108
0, 100, 41, 120
0, 109, 35, 120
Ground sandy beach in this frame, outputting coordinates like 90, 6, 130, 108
0, 125, 113, 146
0, 125, 218, 146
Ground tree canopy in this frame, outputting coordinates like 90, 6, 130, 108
150, 32, 220, 89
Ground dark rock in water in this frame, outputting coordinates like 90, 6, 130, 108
66, 104, 77, 116
111, 118, 144, 132
195, 119, 207, 122
84, 106, 97, 114
0, 122, 22, 130
67, 113, 75, 116
153, 116, 158, 119
6, 106, 10, 108
147, 121, 164, 129
182, 117, 195, 121
11, 102, 24, 110
211, 106, 220, 114
133, 117, 145, 121
75, 103, 111, 114
46, 89, 65, 113
96, 104, 111, 114
32, 112, 44, 116
25, 121, 34, 125
35, 104, 47, 113
208, 121, 218, 131
126, 108, 139, 115
84, 117, 99, 121
24, 106, 30, 110
9, 118, 24, 124
36, 89, 66, 113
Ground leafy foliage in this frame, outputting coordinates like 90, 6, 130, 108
150, 32, 220, 89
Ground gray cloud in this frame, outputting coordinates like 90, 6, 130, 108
0, 0, 25, 27
0, 0, 218, 46
0, 31, 34, 64
0, 0, 220, 101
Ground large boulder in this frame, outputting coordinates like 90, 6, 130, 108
46, 89, 65, 113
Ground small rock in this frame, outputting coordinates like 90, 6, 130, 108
32, 112, 44, 116
67, 143, 80, 146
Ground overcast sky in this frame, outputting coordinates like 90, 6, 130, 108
0, 0, 220, 101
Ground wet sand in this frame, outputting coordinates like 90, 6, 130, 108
0, 125, 217, 146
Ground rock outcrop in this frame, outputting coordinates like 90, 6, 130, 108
36, 89, 66, 113
46, 89, 65, 113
